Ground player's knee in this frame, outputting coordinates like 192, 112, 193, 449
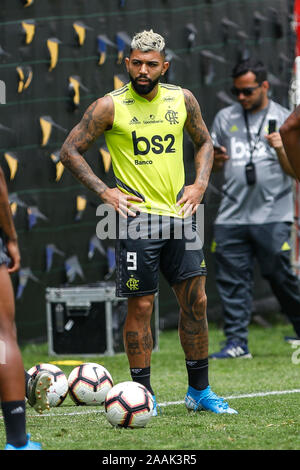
194, 293, 207, 319
199, 292, 207, 309
128, 296, 154, 321
181, 291, 207, 323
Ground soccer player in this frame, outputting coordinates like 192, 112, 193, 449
280, 105, 300, 180
60, 30, 237, 415
0, 166, 50, 450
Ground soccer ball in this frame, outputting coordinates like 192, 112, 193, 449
68, 362, 113, 405
27, 363, 68, 407
105, 381, 154, 428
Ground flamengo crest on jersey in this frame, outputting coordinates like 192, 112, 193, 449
104, 82, 187, 217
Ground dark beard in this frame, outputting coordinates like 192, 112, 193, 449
130, 74, 160, 95
244, 92, 265, 113
248, 99, 263, 112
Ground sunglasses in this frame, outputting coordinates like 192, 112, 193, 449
231, 84, 261, 96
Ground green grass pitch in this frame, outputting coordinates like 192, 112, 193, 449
1, 322, 300, 451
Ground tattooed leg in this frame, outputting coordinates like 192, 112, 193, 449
173, 276, 208, 359
123, 295, 154, 368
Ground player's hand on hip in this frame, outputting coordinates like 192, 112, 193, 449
100, 187, 143, 218
6, 239, 21, 273
176, 184, 204, 217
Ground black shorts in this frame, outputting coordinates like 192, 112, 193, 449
115, 213, 207, 297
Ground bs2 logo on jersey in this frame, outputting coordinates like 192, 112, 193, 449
132, 131, 175, 156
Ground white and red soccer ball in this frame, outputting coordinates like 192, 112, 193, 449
27, 363, 69, 407
68, 362, 113, 405
105, 381, 154, 428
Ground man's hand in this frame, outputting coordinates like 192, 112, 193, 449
176, 184, 205, 217
100, 187, 144, 218
6, 239, 21, 273
212, 146, 229, 171
265, 132, 284, 150
265, 132, 297, 178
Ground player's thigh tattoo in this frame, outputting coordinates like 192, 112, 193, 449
174, 277, 207, 326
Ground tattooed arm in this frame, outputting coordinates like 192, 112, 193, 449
61, 97, 112, 195
279, 106, 300, 180
176, 89, 213, 215
60, 96, 143, 216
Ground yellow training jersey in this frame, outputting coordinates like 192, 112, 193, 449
104, 82, 187, 217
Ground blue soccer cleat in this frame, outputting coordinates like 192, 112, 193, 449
152, 395, 161, 417
284, 336, 300, 345
4, 434, 42, 450
209, 341, 252, 359
185, 385, 238, 414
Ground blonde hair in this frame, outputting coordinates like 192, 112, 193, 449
131, 29, 165, 54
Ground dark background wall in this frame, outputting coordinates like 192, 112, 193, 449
0, 0, 295, 342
